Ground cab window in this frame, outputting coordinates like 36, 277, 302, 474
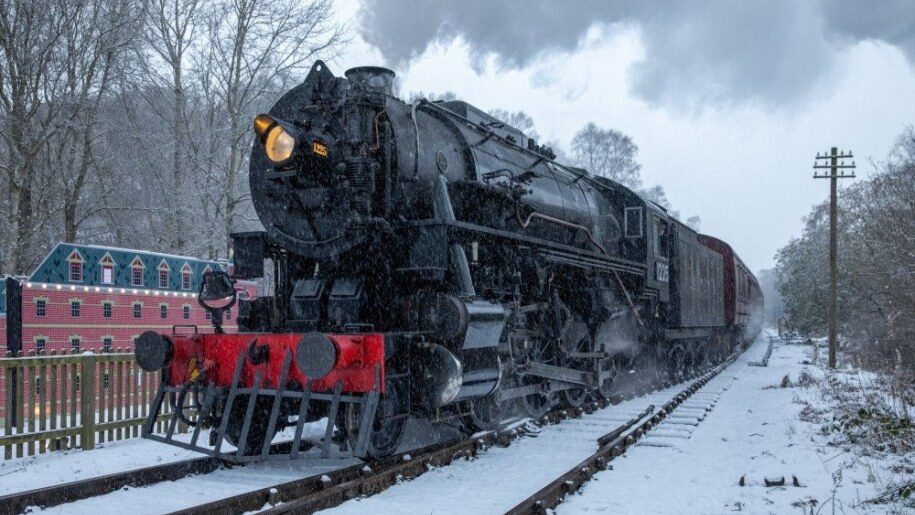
624, 207, 643, 238
654, 218, 669, 258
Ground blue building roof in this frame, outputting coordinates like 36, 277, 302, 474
28, 243, 227, 292
0, 280, 6, 316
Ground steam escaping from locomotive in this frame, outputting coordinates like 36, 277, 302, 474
137, 61, 763, 462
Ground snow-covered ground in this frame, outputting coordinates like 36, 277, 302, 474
3, 332, 910, 514
558, 334, 912, 514
321, 333, 911, 514
0, 367, 705, 513
0, 437, 199, 497
320, 371, 713, 514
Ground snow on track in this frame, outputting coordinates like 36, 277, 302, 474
36, 460, 338, 515
0, 437, 199, 497
636, 380, 733, 448
556, 334, 895, 514
319, 379, 711, 514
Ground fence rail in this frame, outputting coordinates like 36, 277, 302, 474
1, 349, 183, 461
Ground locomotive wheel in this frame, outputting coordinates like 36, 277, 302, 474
683, 349, 695, 379
558, 316, 592, 408
463, 393, 505, 432
222, 394, 277, 455
595, 357, 624, 401
559, 385, 588, 409
691, 346, 707, 375
518, 382, 551, 419
667, 348, 687, 383
342, 379, 406, 459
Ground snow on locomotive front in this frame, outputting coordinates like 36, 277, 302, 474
135, 60, 657, 462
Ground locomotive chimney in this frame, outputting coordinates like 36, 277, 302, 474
345, 66, 396, 96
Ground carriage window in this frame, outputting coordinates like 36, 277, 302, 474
624, 207, 643, 238
654, 219, 669, 257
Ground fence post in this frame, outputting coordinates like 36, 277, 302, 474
79, 353, 97, 450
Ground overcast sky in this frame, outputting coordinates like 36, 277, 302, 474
329, 0, 915, 273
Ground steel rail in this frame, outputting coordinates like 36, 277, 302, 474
0, 407, 591, 515
171, 405, 600, 515
0, 439, 307, 514
505, 358, 735, 514
177, 359, 731, 515
0, 456, 221, 515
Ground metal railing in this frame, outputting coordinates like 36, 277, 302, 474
1, 349, 181, 461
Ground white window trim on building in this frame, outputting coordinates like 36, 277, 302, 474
158, 259, 171, 289
131, 256, 146, 286
34, 297, 48, 317
99, 252, 116, 284
68, 249, 85, 283
181, 263, 192, 290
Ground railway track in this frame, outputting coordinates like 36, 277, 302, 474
506, 359, 732, 513
0, 455, 220, 515
0, 356, 734, 515
174, 358, 735, 514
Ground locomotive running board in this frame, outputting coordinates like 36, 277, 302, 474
141, 350, 381, 464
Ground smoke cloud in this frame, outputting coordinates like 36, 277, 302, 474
357, 0, 915, 108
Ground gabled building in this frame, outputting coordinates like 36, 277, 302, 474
1, 243, 257, 353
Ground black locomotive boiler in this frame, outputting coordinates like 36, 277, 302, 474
136, 62, 763, 461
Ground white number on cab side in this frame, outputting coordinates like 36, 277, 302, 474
656, 262, 669, 283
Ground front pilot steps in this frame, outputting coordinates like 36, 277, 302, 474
142, 348, 381, 464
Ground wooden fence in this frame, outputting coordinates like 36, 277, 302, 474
1, 349, 183, 461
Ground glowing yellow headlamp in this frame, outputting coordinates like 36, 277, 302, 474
254, 114, 296, 163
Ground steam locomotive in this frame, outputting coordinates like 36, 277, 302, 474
136, 61, 763, 461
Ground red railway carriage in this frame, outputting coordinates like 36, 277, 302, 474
697, 234, 763, 344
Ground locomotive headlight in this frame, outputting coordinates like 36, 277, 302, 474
254, 114, 297, 164
265, 126, 295, 163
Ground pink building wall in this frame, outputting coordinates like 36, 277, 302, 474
18, 282, 240, 351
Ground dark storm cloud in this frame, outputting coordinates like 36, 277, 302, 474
357, 0, 915, 107
823, 0, 915, 62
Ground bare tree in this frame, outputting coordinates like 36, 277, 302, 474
487, 108, 540, 140
0, 0, 346, 271
198, 0, 344, 257
55, 0, 144, 242
139, 0, 204, 253
0, 0, 75, 273
407, 90, 457, 103
570, 122, 642, 189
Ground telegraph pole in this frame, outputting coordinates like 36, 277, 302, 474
813, 147, 855, 369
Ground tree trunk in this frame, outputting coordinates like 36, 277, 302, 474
171, 78, 186, 251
